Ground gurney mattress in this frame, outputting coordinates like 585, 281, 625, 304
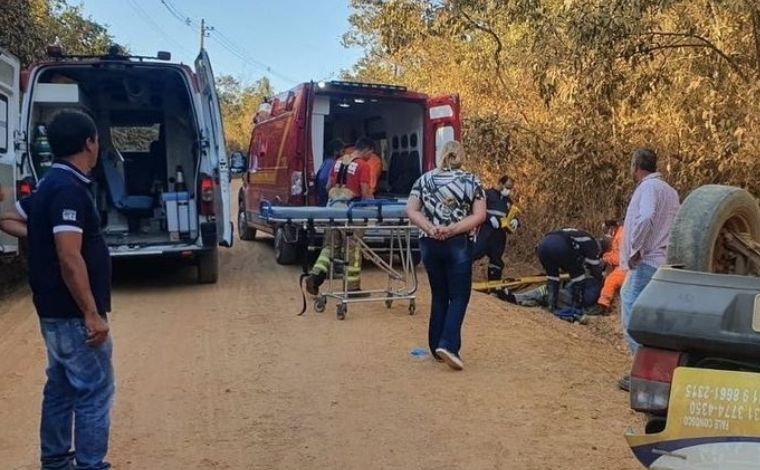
262, 205, 409, 222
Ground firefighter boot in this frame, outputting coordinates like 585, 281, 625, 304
305, 271, 326, 296
546, 280, 560, 312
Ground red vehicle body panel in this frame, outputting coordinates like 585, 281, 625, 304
241, 81, 461, 235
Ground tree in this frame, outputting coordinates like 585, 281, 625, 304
216, 75, 273, 153
0, 0, 113, 67
344, 0, 760, 259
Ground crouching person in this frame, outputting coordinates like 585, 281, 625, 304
535, 228, 604, 312
304, 145, 373, 295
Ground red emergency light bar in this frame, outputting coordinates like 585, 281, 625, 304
323, 80, 407, 92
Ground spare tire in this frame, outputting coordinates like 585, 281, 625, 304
667, 185, 760, 274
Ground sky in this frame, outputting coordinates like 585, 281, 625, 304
79, 0, 366, 92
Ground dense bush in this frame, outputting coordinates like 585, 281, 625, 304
345, 0, 760, 259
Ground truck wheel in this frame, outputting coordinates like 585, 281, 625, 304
197, 248, 219, 284
238, 208, 256, 241
274, 226, 299, 265
667, 185, 760, 274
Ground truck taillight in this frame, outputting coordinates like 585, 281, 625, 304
630, 347, 683, 413
199, 174, 215, 215
17, 179, 34, 198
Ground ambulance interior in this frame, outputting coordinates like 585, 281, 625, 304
310, 94, 425, 196
27, 65, 200, 246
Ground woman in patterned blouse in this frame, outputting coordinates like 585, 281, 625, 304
406, 141, 486, 370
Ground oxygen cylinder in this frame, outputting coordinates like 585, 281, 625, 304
33, 125, 54, 177
174, 165, 187, 192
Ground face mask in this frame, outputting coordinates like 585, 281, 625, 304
501, 188, 511, 198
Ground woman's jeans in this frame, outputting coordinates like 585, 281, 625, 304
420, 235, 473, 356
39, 318, 115, 470
620, 263, 657, 356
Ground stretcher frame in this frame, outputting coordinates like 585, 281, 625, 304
260, 200, 418, 320
472, 273, 571, 293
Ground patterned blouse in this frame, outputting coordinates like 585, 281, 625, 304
409, 169, 485, 236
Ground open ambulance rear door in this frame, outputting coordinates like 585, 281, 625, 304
0, 49, 20, 257
195, 49, 232, 247
425, 94, 461, 171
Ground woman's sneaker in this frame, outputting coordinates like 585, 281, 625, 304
435, 348, 464, 371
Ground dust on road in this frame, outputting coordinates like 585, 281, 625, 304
0, 230, 640, 469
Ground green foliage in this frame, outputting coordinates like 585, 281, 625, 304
216, 75, 273, 153
346, 0, 760, 259
0, 0, 114, 66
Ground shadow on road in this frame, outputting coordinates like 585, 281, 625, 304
112, 257, 200, 291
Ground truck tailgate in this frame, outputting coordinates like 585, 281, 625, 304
629, 267, 760, 359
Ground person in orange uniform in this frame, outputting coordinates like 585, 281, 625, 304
354, 137, 382, 196
598, 220, 626, 312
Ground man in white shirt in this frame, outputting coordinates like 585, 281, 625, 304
618, 148, 680, 391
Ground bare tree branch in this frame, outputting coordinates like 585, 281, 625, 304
750, 4, 760, 77
456, 7, 504, 86
641, 31, 749, 82
453, 3, 536, 127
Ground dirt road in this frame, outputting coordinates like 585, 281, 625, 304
0, 225, 641, 469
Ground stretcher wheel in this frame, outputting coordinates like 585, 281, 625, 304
314, 296, 326, 313
336, 304, 347, 320
408, 300, 416, 315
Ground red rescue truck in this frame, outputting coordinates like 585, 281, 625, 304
237, 80, 460, 264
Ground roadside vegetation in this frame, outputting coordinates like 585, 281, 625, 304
344, 0, 760, 258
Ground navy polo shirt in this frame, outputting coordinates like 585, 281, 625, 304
20, 160, 111, 319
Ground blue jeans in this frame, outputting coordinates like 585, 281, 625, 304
420, 235, 473, 356
39, 318, 115, 470
620, 263, 657, 356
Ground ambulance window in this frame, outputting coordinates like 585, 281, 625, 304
0, 60, 13, 89
0, 95, 7, 154
111, 124, 160, 153
435, 125, 455, 168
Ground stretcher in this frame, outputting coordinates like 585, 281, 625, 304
472, 273, 570, 293
260, 200, 418, 320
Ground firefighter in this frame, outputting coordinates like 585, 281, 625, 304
315, 139, 345, 206
536, 228, 604, 312
473, 175, 519, 284
354, 137, 383, 196
597, 220, 626, 312
304, 145, 373, 295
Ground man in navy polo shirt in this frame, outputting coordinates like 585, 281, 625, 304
24, 110, 114, 470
